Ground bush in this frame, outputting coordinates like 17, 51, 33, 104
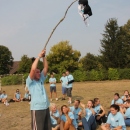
108, 68, 119, 80
1, 75, 23, 86
73, 70, 87, 82
118, 68, 130, 79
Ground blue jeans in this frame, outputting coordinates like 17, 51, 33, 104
82, 115, 97, 130
125, 118, 130, 126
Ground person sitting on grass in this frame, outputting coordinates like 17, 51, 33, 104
49, 73, 58, 101
111, 93, 123, 106
23, 90, 31, 101
13, 89, 23, 102
80, 100, 97, 130
101, 104, 126, 130
121, 90, 130, 103
50, 103, 60, 130
1, 91, 9, 105
94, 98, 106, 125
120, 99, 130, 127
69, 99, 82, 129
60, 105, 77, 130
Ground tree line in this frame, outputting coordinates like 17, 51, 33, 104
0, 18, 130, 82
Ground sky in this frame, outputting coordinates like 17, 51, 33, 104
0, 0, 130, 61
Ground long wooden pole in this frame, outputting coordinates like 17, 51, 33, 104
43, 0, 78, 49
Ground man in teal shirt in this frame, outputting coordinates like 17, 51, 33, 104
60, 72, 67, 100
26, 50, 51, 130
49, 74, 58, 101
66, 70, 74, 104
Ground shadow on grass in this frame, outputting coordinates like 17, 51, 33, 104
72, 95, 84, 101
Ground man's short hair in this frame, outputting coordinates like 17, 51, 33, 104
126, 99, 130, 104
75, 99, 80, 104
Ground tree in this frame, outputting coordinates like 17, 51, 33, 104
18, 55, 46, 74
80, 53, 100, 71
0, 45, 13, 74
121, 19, 130, 68
46, 41, 81, 73
100, 18, 125, 69
18, 55, 32, 73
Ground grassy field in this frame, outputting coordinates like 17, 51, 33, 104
0, 80, 130, 130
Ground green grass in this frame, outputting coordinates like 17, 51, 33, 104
0, 80, 130, 130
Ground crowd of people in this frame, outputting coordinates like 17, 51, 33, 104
0, 89, 31, 106
1, 50, 130, 130
49, 90, 130, 130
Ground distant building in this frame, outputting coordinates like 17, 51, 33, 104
9, 61, 20, 74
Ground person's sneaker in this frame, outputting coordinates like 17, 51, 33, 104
6, 103, 9, 106
56, 98, 58, 101
50, 99, 53, 101
68, 100, 72, 104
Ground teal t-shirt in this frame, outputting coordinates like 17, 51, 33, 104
24, 93, 29, 99
66, 74, 74, 88
50, 110, 60, 125
94, 104, 101, 115
60, 76, 67, 87
111, 98, 123, 105
61, 112, 77, 128
1, 94, 7, 99
107, 112, 126, 129
49, 78, 56, 87
26, 72, 50, 110
69, 106, 81, 121
15, 93, 21, 99
85, 108, 93, 121
125, 107, 130, 118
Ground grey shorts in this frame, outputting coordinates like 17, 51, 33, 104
66, 88, 72, 97
50, 87, 56, 93
31, 108, 51, 130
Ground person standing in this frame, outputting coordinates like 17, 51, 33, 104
49, 74, 58, 101
66, 70, 74, 104
60, 72, 67, 100
26, 50, 51, 130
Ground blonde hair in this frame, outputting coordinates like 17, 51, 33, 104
50, 103, 56, 108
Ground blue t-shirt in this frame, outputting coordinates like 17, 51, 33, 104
61, 112, 77, 128
125, 107, 130, 119
107, 112, 126, 129
84, 108, 93, 121
60, 76, 67, 87
111, 98, 123, 105
121, 96, 125, 99
69, 106, 81, 121
94, 104, 101, 115
26, 72, 50, 110
50, 110, 60, 125
15, 93, 21, 99
49, 78, 56, 87
1, 94, 7, 99
24, 93, 29, 99
66, 74, 74, 88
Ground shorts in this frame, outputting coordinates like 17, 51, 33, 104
66, 88, 72, 97
51, 124, 57, 128
31, 108, 51, 130
50, 87, 56, 93
62, 87, 66, 94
